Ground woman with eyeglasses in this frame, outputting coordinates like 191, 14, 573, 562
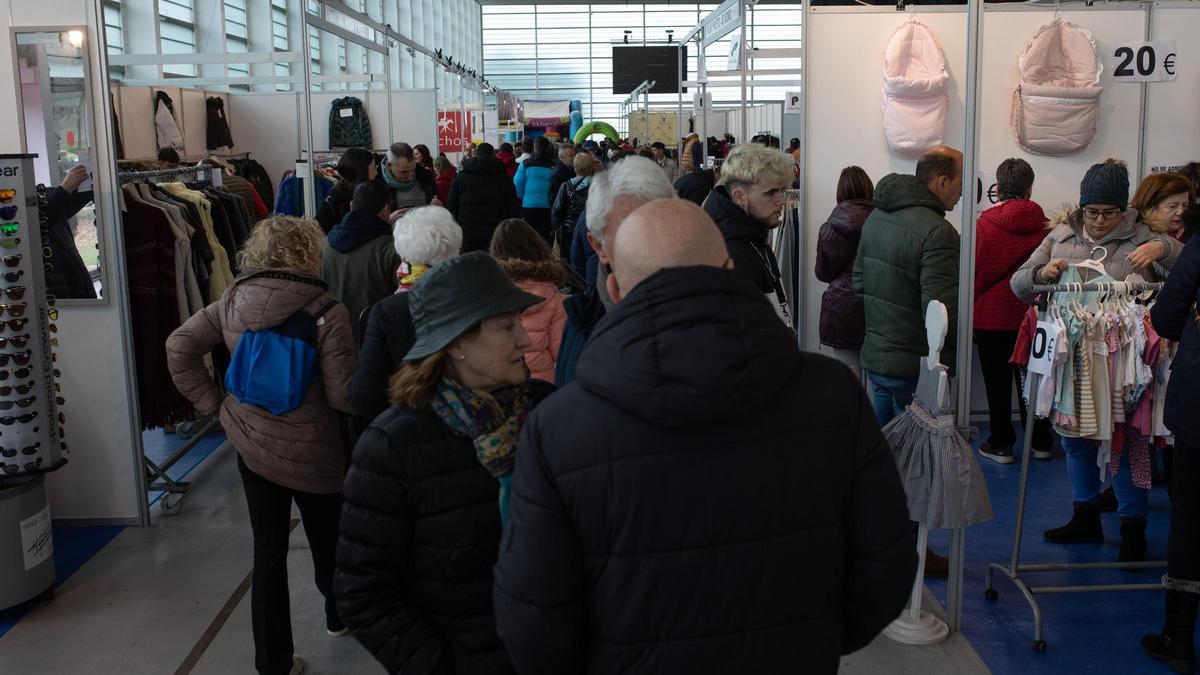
1011, 158, 1182, 563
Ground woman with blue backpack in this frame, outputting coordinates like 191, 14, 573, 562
167, 215, 358, 675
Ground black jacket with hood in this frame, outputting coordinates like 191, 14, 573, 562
815, 199, 874, 349
447, 155, 522, 253
493, 265, 917, 675
703, 185, 783, 296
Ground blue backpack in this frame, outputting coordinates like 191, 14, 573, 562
224, 292, 339, 416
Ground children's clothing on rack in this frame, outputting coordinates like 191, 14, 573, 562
274, 167, 336, 217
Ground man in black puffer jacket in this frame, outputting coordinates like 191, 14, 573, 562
447, 142, 522, 252
494, 199, 917, 675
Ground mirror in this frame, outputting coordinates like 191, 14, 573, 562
14, 28, 106, 301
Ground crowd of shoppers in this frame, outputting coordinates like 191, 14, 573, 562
164, 129, 1200, 674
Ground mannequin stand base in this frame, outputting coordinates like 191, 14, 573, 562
883, 611, 949, 645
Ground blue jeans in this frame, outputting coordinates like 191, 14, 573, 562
1062, 435, 1147, 519
865, 371, 919, 428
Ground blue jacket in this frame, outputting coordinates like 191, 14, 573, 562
1151, 235, 1200, 446
275, 175, 332, 217
570, 211, 598, 290
553, 286, 607, 387
513, 154, 556, 209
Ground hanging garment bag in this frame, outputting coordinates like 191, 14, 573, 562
155, 90, 185, 151
882, 20, 949, 158
1011, 19, 1103, 156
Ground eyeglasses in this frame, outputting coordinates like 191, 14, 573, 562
0, 396, 36, 411
0, 287, 26, 301
2, 271, 21, 283
0, 318, 28, 332
1083, 207, 1123, 221
0, 206, 17, 220
0, 238, 21, 250
2, 254, 20, 268
0, 334, 29, 349
0, 223, 18, 237
0, 351, 32, 367
0, 189, 14, 203
0, 412, 37, 425
0, 368, 32, 380
0, 381, 35, 396
0, 303, 26, 318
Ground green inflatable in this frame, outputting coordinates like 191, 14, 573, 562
573, 121, 620, 145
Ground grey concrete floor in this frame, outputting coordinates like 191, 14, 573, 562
0, 441, 988, 674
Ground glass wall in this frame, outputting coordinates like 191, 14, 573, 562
482, 3, 803, 124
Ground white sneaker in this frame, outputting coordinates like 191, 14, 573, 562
1032, 448, 1053, 460
289, 656, 306, 675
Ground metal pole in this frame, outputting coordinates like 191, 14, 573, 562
386, 37, 394, 147
677, 43, 684, 160
301, 13, 317, 220
950, 0, 986, 633
1136, 2, 1152, 185
699, 33, 707, 162
739, 8, 748, 144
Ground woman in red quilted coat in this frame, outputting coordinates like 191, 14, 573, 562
974, 158, 1055, 464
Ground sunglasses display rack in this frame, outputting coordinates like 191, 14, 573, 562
0, 155, 68, 483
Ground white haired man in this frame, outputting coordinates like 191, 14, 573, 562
555, 156, 676, 385
703, 143, 795, 325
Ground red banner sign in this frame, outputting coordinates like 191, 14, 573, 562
437, 111, 472, 153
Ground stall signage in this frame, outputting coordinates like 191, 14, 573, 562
700, 0, 743, 48
1111, 40, 1177, 83
784, 91, 802, 114
1028, 320, 1062, 377
437, 111, 472, 153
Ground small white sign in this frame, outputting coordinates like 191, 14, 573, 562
1111, 40, 1178, 83
20, 505, 53, 571
1148, 162, 1189, 175
976, 171, 998, 212
339, 107, 354, 118
727, 30, 743, 71
294, 161, 311, 180
1028, 320, 1062, 377
784, 91, 802, 115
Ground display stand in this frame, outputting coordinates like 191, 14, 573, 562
0, 153, 71, 608
984, 279, 1167, 652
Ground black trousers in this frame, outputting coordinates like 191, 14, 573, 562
238, 456, 342, 675
521, 207, 553, 246
1169, 442, 1200, 585
974, 329, 1054, 451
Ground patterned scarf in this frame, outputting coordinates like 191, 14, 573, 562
430, 377, 534, 525
395, 261, 429, 293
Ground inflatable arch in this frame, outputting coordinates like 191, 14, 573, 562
573, 121, 620, 145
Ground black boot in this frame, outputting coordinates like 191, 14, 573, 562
1120, 517, 1149, 563
1098, 485, 1118, 513
1044, 501, 1104, 543
1142, 590, 1199, 673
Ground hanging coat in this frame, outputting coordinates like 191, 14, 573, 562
155, 91, 184, 151
205, 96, 234, 150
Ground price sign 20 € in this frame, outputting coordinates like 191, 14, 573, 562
1112, 40, 1177, 83
1028, 320, 1062, 377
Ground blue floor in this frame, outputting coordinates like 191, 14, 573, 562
0, 427, 226, 639
925, 425, 1177, 674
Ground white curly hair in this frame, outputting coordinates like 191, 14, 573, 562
393, 205, 463, 265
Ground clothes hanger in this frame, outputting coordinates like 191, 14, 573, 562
1073, 246, 1109, 278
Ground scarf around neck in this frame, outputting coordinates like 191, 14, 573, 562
431, 377, 534, 525
395, 261, 429, 293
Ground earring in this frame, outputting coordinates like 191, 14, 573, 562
453, 353, 466, 361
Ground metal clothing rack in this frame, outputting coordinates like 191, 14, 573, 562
116, 165, 217, 183
985, 279, 1167, 652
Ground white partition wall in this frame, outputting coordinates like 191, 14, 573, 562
802, 6, 969, 353
1144, 1, 1200, 176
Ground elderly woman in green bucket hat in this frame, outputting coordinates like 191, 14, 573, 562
334, 251, 554, 675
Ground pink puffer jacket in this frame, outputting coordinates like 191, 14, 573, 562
499, 260, 568, 384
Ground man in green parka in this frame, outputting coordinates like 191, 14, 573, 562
853, 146, 962, 427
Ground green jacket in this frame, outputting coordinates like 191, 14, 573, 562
320, 235, 400, 345
853, 174, 960, 379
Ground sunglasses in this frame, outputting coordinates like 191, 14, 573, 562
0, 303, 26, 318
0, 396, 36, 411
2, 271, 22, 283
0, 367, 32, 380
0, 238, 21, 250
0, 334, 29, 349
0, 381, 35, 396
0, 443, 40, 457
0, 189, 14, 203
0, 318, 28, 332
0, 411, 37, 425
0, 223, 17, 237
0, 287, 25, 301
0, 206, 16, 220
1, 254, 19, 268
0, 351, 32, 367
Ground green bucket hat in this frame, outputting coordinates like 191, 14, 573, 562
404, 251, 545, 361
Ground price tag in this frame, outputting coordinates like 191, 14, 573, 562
339, 107, 353, 118
1028, 320, 1061, 377
294, 161, 311, 180
1111, 40, 1177, 83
